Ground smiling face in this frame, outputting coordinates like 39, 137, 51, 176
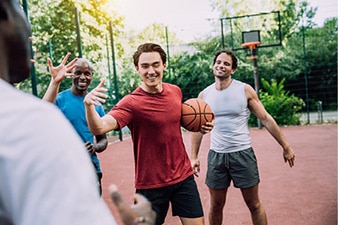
213, 52, 236, 80
136, 52, 166, 93
71, 58, 93, 96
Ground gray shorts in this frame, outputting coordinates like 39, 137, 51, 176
206, 148, 260, 189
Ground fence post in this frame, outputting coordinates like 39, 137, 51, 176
317, 101, 323, 123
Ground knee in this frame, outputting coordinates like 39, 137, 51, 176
210, 198, 225, 211
246, 200, 263, 213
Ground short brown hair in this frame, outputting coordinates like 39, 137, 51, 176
213, 50, 238, 70
133, 43, 167, 67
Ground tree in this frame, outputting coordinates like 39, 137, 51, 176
19, 0, 124, 99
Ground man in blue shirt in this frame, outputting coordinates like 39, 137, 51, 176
43, 54, 108, 195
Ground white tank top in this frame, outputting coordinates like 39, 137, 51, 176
203, 79, 251, 153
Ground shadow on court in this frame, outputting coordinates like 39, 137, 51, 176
99, 124, 337, 225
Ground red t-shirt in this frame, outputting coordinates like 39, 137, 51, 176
109, 83, 193, 189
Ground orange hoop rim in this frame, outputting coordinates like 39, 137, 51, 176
241, 41, 260, 50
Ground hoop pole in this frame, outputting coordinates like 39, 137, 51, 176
220, 19, 225, 49
253, 56, 262, 129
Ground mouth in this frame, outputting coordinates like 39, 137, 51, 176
77, 81, 88, 87
215, 69, 226, 75
146, 74, 158, 82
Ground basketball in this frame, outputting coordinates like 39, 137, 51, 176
181, 98, 214, 132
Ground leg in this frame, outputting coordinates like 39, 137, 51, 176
172, 175, 204, 225
205, 150, 230, 225
241, 184, 267, 225
136, 188, 170, 225
180, 216, 204, 225
208, 187, 228, 225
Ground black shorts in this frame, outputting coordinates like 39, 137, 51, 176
206, 148, 260, 189
136, 175, 204, 225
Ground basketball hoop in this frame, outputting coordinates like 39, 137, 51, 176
241, 41, 260, 50
242, 42, 260, 60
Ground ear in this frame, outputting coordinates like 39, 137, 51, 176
0, 0, 31, 84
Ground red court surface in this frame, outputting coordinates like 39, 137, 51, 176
98, 124, 337, 225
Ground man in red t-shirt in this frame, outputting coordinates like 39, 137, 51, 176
84, 43, 213, 225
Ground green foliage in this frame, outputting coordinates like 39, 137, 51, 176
168, 37, 224, 100
255, 78, 305, 126
18, 0, 336, 116
169, 51, 214, 100
21, 0, 124, 98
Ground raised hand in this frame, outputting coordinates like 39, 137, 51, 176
84, 79, 108, 106
48, 52, 78, 84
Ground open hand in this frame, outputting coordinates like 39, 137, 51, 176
48, 52, 78, 83
84, 79, 108, 106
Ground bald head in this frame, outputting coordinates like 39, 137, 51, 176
74, 58, 93, 72
0, 0, 31, 84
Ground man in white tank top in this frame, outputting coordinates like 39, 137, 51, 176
191, 50, 295, 225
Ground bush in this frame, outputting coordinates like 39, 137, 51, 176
249, 78, 305, 127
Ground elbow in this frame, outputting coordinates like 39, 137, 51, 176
91, 128, 104, 136
260, 114, 277, 127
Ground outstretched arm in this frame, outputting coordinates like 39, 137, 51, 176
42, 53, 77, 103
84, 79, 119, 135
246, 84, 295, 167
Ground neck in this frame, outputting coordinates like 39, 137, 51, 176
71, 86, 87, 96
215, 76, 232, 90
141, 82, 163, 94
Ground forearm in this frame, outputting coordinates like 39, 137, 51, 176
262, 116, 290, 149
94, 135, 108, 153
42, 80, 60, 103
85, 104, 105, 135
191, 132, 204, 159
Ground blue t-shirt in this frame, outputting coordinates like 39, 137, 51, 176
55, 89, 105, 173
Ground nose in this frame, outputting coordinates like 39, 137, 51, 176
78, 73, 87, 79
147, 66, 155, 74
